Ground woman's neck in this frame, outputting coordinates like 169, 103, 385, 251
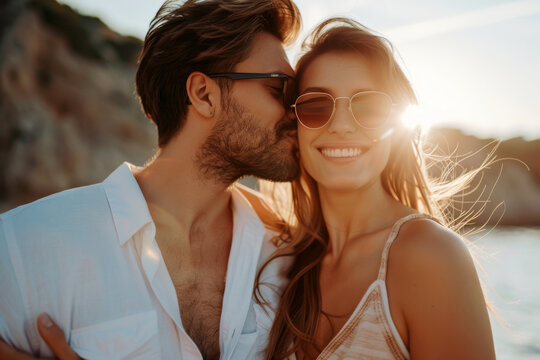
318, 179, 411, 260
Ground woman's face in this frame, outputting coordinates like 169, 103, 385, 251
296, 51, 394, 192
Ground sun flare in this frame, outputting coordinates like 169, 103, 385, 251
399, 105, 433, 134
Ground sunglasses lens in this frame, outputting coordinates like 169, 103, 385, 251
351, 92, 392, 129
295, 93, 334, 128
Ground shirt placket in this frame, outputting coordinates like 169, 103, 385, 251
219, 193, 265, 360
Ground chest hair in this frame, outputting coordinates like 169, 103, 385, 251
156, 211, 233, 359
175, 272, 225, 360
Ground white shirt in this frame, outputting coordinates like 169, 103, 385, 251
0, 163, 290, 359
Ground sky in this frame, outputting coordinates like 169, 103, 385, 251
57, 0, 540, 140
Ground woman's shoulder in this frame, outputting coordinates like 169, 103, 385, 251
387, 219, 494, 357
234, 182, 283, 228
392, 215, 470, 268
387, 215, 480, 307
388, 214, 483, 315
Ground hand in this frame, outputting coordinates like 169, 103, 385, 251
0, 314, 81, 360
36, 314, 81, 359
0, 339, 37, 360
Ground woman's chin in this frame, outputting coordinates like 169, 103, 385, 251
317, 177, 371, 193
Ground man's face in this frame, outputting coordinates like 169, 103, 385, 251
198, 32, 300, 184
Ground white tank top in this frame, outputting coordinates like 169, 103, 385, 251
292, 213, 431, 360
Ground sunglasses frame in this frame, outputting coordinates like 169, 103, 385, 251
291, 91, 397, 130
186, 72, 293, 105
209, 72, 293, 106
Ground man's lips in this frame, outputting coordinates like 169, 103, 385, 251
277, 119, 297, 138
285, 129, 297, 138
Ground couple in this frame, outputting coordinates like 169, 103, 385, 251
0, 0, 495, 359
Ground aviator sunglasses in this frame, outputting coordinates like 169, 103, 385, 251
291, 91, 396, 130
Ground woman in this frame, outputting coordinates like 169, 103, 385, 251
258, 18, 496, 359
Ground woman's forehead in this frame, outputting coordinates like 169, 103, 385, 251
298, 51, 381, 95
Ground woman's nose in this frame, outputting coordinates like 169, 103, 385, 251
327, 98, 356, 134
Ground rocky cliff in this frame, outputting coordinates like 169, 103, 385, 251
425, 129, 540, 227
1, 0, 539, 226
0, 0, 155, 210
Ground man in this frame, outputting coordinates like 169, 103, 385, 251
0, 0, 301, 359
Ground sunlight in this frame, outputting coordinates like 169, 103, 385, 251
400, 105, 433, 134
145, 248, 160, 261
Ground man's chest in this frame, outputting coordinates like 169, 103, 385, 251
173, 271, 225, 360
172, 269, 225, 328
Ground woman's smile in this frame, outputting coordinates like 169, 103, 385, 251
318, 145, 368, 162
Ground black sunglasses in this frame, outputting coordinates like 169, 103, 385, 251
186, 72, 293, 105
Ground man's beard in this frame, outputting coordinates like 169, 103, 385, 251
196, 98, 300, 185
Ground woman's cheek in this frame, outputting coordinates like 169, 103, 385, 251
298, 132, 315, 175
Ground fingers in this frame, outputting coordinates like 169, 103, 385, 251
0, 338, 39, 360
36, 314, 81, 360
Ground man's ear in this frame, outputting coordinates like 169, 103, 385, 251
186, 72, 219, 118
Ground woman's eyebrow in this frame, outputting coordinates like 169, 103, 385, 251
300, 87, 375, 95
301, 86, 332, 94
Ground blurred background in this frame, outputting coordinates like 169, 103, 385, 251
0, 0, 538, 358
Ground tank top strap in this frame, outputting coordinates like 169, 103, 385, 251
377, 213, 433, 281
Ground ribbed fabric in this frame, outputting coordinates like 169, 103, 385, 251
313, 213, 430, 360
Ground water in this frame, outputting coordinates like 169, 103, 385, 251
474, 227, 540, 359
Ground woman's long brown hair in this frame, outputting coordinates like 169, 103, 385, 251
255, 17, 495, 359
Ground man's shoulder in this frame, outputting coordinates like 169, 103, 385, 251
0, 183, 115, 250
2, 183, 108, 223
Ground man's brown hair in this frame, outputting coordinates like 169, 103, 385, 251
136, 0, 301, 147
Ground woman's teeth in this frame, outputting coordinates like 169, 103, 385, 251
321, 148, 362, 158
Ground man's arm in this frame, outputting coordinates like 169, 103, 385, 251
0, 217, 34, 353
0, 314, 80, 360
0, 218, 78, 359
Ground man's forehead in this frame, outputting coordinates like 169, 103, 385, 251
234, 32, 294, 76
